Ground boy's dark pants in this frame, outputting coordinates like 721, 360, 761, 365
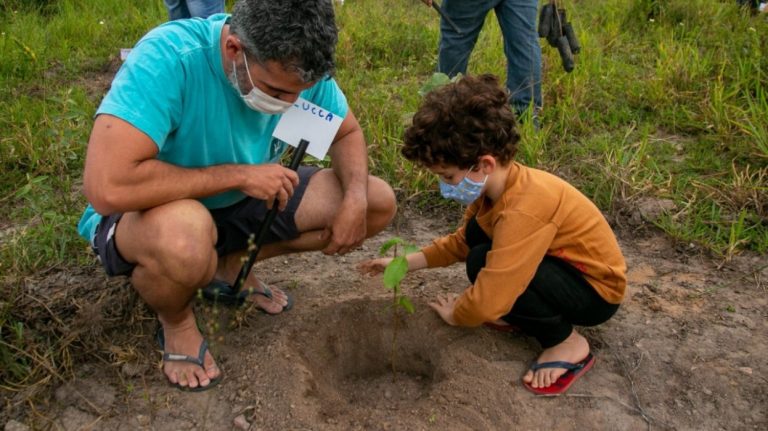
465, 218, 619, 349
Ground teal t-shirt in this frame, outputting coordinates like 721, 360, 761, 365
77, 14, 348, 241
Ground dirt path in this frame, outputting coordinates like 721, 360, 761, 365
5, 210, 767, 430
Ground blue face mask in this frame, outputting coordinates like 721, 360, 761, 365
439, 166, 488, 205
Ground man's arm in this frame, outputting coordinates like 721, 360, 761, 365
321, 109, 369, 255
83, 114, 298, 214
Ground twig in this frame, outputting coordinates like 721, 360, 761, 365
614, 351, 673, 430
564, 393, 647, 416
619, 352, 653, 428
83, 415, 104, 430
25, 293, 67, 327
28, 398, 58, 431
72, 387, 107, 416
629, 350, 644, 374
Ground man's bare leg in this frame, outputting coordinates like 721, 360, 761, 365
215, 171, 397, 311
116, 199, 221, 390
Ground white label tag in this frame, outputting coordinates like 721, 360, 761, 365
272, 98, 344, 160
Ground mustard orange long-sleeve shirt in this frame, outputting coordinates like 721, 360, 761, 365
421, 163, 627, 327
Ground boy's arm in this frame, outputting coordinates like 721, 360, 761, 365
429, 293, 460, 326
420, 202, 481, 267
452, 214, 556, 327
406, 251, 428, 271
357, 251, 427, 275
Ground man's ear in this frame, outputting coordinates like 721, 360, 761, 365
223, 35, 244, 63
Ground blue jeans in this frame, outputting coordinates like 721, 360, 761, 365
438, 0, 542, 114
164, 0, 224, 20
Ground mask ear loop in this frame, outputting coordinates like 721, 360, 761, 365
241, 51, 258, 89
466, 164, 489, 185
231, 60, 242, 94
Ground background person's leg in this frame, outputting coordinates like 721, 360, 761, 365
185, 0, 225, 18
163, 0, 191, 20
495, 0, 542, 115
437, 0, 495, 77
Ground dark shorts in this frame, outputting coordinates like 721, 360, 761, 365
91, 166, 320, 277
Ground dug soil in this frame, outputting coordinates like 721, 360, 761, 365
3, 208, 767, 430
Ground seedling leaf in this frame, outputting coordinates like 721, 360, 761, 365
404, 244, 419, 255
418, 72, 451, 97
398, 296, 415, 314
383, 255, 408, 290
379, 237, 405, 256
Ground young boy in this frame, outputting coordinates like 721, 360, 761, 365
359, 74, 627, 395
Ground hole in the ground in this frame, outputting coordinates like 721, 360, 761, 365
293, 298, 443, 415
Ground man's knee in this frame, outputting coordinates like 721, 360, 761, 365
123, 200, 217, 283
366, 176, 397, 234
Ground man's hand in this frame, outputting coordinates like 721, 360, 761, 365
420, 0, 433, 6
320, 195, 367, 255
357, 257, 393, 276
240, 164, 299, 210
428, 293, 459, 326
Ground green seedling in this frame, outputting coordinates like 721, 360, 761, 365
418, 72, 462, 97
379, 237, 418, 379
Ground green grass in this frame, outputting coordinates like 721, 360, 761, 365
0, 0, 767, 398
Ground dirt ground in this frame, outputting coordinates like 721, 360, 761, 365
2, 207, 767, 431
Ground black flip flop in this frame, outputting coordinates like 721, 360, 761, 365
201, 279, 294, 313
157, 328, 222, 392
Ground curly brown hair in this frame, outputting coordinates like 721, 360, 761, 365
402, 74, 520, 169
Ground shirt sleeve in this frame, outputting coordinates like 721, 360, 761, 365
452, 211, 558, 327
421, 202, 481, 267
302, 77, 349, 119
95, 36, 184, 150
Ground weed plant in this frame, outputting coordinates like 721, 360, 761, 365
0, 0, 766, 420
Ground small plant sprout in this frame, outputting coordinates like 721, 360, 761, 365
418, 72, 462, 97
378, 237, 419, 379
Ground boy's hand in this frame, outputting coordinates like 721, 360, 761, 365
357, 257, 393, 276
428, 293, 458, 326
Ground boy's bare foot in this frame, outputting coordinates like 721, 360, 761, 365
522, 329, 589, 389
159, 316, 221, 390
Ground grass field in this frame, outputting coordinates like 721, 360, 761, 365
1, 0, 766, 406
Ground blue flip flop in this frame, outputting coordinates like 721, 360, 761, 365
201, 279, 293, 313
157, 328, 222, 392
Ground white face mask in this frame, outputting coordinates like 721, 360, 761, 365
231, 52, 293, 114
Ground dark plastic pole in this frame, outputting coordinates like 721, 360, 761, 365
432, 1, 462, 35
232, 139, 310, 294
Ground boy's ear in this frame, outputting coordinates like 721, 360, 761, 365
477, 155, 497, 174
